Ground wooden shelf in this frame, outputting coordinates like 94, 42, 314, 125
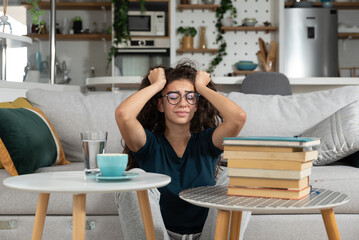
176, 48, 218, 54
221, 26, 278, 33
233, 70, 260, 76
21, 2, 111, 10
338, 32, 359, 39
177, 4, 219, 11
285, 2, 359, 9
26, 34, 111, 41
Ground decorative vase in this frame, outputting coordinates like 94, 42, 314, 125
182, 36, 193, 49
199, 26, 207, 49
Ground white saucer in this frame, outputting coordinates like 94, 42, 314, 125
87, 172, 139, 181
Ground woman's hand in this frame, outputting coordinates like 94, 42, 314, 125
148, 68, 166, 90
195, 70, 211, 91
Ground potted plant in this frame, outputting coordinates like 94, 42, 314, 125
28, 0, 46, 34
177, 26, 197, 49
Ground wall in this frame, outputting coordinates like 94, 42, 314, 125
174, 0, 279, 77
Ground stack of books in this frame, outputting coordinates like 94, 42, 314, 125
223, 136, 321, 200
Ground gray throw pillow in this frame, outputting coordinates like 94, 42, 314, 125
300, 100, 359, 165
227, 86, 359, 137
27, 89, 135, 162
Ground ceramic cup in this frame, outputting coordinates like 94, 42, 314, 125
97, 153, 128, 177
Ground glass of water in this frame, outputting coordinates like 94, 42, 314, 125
80, 131, 108, 175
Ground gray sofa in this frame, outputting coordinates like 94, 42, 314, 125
1, 86, 359, 240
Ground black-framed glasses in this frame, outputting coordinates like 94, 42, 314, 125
161, 91, 200, 105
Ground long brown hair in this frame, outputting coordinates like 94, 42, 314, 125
123, 60, 222, 170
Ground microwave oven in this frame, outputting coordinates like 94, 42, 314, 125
128, 11, 165, 36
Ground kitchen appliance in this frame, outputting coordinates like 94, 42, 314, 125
283, 8, 338, 77
128, 11, 165, 36
114, 38, 170, 76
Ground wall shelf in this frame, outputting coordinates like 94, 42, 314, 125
285, 2, 359, 9
21, 2, 111, 10
176, 48, 218, 54
221, 26, 277, 33
177, 4, 219, 11
338, 33, 359, 39
233, 70, 260, 76
26, 34, 111, 41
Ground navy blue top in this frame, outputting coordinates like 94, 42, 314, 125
132, 127, 223, 234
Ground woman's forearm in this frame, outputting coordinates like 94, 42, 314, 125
196, 84, 246, 127
116, 83, 162, 122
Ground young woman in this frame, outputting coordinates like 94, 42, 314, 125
115, 61, 249, 240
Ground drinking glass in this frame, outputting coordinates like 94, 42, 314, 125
80, 131, 108, 175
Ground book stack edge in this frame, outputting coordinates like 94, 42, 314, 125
223, 136, 321, 200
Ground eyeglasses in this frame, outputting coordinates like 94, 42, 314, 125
162, 91, 200, 105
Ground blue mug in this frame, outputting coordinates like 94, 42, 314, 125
97, 154, 128, 177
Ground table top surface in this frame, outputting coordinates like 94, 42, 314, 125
179, 186, 349, 212
3, 171, 171, 194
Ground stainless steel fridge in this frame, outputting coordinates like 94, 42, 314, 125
283, 8, 338, 77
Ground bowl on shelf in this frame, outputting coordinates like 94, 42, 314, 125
243, 18, 257, 26
236, 61, 258, 71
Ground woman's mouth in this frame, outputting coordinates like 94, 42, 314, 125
175, 111, 189, 117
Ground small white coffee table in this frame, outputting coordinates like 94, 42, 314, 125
180, 186, 349, 240
3, 171, 171, 240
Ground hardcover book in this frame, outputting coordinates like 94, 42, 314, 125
229, 176, 309, 190
227, 185, 311, 200
228, 167, 312, 180
227, 159, 313, 171
223, 150, 318, 162
224, 145, 303, 152
223, 136, 321, 147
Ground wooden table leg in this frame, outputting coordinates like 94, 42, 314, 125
32, 193, 50, 240
215, 210, 231, 240
137, 190, 156, 240
229, 211, 242, 240
321, 208, 341, 240
73, 194, 86, 240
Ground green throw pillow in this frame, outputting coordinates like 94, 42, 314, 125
0, 107, 69, 176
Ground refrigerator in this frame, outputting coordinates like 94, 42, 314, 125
283, 8, 338, 77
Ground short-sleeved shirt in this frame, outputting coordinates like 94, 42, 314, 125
132, 127, 223, 234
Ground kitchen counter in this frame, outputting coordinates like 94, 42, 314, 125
86, 76, 359, 94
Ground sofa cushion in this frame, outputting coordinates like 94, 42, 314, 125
26, 89, 135, 162
0, 97, 33, 109
0, 97, 33, 169
227, 86, 359, 137
0, 107, 69, 176
300, 100, 359, 165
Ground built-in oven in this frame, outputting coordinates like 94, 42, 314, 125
114, 38, 170, 77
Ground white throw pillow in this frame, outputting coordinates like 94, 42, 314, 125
300, 100, 359, 165
227, 86, 359, 137
27, 89, 135, 162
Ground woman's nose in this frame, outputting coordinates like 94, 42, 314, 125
178, 96, 187, 106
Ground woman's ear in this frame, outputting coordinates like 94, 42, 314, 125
158, 98, 165, 112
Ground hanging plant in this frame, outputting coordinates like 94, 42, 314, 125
208, 0, 237, 73
107, 0, 146, 70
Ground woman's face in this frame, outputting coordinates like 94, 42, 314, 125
158, 79, 198, 126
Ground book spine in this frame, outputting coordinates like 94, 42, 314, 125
223, 150, 318, 162
228, 168, 311, 180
